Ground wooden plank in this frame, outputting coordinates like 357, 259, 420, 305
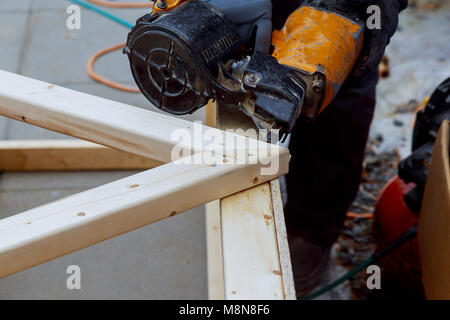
0, 70, 278, 164
216, 103, 296, 300
270, 179, 296, 299
0, 140, 162, 171
205, 100, 216, 129
418, 120, 450, 300
204, 101, 225, 299
0, 148, 289, 278
205, 200, 225, 299
221, 183, 284, 299
0, 72, 290, 278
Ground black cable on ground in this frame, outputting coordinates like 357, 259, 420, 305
301, 224, 418, 300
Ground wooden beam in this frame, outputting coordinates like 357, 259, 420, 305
0, 71, 290, 279
205, 100, 217, 129
204, 101, 225, 300
270, 178, 296, 299
0, 140, 162, 171
221, 183, 284, 299
0, 148, 289, 278
419, 120, 450, 300
0, 70, 277, 164
205, 200, 225, 300
211, 103, 296, 300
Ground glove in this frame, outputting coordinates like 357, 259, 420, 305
201, 0, 273, 54
345, 0, 408, 77
206, 0, 407, 78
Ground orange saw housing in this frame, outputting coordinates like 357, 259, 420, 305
272, 5, 365, 114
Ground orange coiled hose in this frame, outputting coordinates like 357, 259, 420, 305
87, 42, 141, 93
86, 1, 154, 92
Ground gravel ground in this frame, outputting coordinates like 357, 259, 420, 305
337, 140, 402, 300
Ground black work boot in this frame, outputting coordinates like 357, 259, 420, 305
288, 234, 331, 299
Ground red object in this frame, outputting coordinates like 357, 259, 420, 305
373, 176, 423, 293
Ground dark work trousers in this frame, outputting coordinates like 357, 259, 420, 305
285, 69, 379, 248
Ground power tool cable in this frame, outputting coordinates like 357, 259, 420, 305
301, 224, 418, 300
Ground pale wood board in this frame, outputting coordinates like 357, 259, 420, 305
0, 70, 280, 164
221, 183, 284, 299
205, 200, 225, 299
418, 120, 450, 299
215, 103, 296, 300
204, 101, 225, 299
0, 149, 288, 278
270, 179, 296, 299
0, 71, 290, 278
0, 140, 162, 171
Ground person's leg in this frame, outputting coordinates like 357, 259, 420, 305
285, 69, 379, 294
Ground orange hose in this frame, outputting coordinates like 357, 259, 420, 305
87, 42, 141, 93
347, 212, 374, 219
88, 0, 154, 8
86, 1, 154, 93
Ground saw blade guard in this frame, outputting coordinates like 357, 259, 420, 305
125, 0, 244, 115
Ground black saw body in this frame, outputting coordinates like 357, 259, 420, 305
125, 0, 307, 138
125, 1, 245, 115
